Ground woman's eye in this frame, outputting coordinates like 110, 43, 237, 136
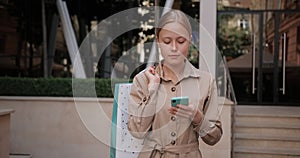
177, 38, 186, 44
163, 40, 171, 44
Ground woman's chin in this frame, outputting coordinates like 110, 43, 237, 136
165, 59, 184, 66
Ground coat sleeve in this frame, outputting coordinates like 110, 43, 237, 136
127, 73, 159, 139
193, 76, 223, 145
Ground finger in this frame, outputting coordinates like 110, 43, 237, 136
177, 104, 191, 110
169, 111, 176, 115
177, 107, 198, 120
149, 66, 155, 74
168, 107, 178, 113
177, 105, 195, 115
154, 72, 160, 78
145, 70, 154, 79
146, 66, 153, 72
176, 108, 193, 117
175, 111, 190, 119
168, 108, 177, 115
145, 69, 152, 76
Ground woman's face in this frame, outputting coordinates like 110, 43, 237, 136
157, 22, 191, 66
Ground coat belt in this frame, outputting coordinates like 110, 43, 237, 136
150, 142, 199, 157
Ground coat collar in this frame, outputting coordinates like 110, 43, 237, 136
156, 60, 200, 84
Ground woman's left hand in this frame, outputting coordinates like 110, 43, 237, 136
168, 105, 203, 124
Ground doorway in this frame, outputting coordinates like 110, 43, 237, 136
218, 10, 300, 105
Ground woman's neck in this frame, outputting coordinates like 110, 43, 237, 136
163, 61, 185, 82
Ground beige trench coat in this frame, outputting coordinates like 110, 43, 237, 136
128, 61, 222, 158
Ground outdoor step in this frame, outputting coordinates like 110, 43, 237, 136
234, 146, 300, 157
9, 154, 32, 158
235, 120, 300, 129
234, 152, 300, 158
234, 105, 300, 118
233, 106, 300, 158
235, 115, 300, 127
235, 133, 300, 141
234, 133, 300, 149
235, 126, 300, 136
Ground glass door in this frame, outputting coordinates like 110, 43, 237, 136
266, 11, 300, 104
218, 10, 300, 105
217, 12, 263, 104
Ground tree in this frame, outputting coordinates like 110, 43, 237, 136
217, 4, 252, 60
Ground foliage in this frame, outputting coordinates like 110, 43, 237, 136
217, 14, 252, 59
0, 77, 130, 97
218, 26, 251, 58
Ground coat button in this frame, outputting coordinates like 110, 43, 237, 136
171, 140, 176, 145
171, 87, 176, 92
200, 130, 205, 134
171, 132, 176, 137
171, 116, 176, 121
143, 97, 147, 102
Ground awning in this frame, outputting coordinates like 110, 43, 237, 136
227, 51, 298, 72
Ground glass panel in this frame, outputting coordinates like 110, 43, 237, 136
218, 13, 260, 104
219, 9, 300, 105
276, 12, 300, 104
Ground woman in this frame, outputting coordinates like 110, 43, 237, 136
128, 9, 222, 158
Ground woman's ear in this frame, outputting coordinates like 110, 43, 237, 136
157, 43, 161, 53
156, 38, 161, 47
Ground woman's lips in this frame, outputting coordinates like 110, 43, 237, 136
168, 54, 180, 59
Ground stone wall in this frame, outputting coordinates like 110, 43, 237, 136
0, 96, 233, 158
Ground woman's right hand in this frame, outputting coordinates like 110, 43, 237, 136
144, 66, 160, 90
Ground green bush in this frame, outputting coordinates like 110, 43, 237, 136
0, 77, 130, 97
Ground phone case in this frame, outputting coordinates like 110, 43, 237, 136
171, 96, 189, 107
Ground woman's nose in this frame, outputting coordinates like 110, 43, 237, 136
171, 41, 177, 52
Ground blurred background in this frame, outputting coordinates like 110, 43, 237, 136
0, 0, 299, 104
0, 1, 300, 158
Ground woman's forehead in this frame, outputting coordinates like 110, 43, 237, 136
159, 22, 191, 39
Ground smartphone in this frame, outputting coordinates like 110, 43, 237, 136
171, 96, 189, 107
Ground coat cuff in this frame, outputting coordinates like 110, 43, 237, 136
137, 88, 158, 118
198, 117, 216, 137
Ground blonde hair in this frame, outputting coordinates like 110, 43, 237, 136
156, 10, 192, 38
